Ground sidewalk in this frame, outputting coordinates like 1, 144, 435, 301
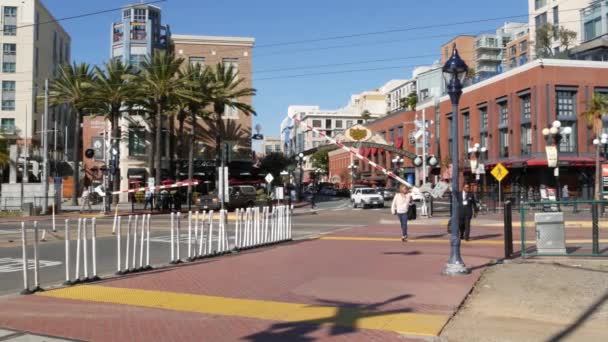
0, 223, 505, 341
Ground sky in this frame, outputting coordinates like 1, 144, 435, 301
43, 0, 528, 150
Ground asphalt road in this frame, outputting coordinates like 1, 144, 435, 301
0, 198, 393, 296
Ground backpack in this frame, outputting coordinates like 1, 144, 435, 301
407, 202, 417, 220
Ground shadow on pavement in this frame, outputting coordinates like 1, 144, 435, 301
470, 234, 502, 241
547, 289, 608, 342
382, 251, 422, 256
242, 294, 414, 341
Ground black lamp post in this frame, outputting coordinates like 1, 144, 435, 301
442, 44, 470, 276
296, 152, 305, 201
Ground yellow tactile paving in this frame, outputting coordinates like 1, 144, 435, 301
432, 221, 608, 229
37, 285, 448, 337
319, 236, 608, 245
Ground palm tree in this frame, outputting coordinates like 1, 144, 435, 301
136, 51, 195, 192
91, 59, 136, 204
581, 93, 608, 200
207, 62, 256, 173
50, 62, 95, 205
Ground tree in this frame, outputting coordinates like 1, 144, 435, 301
310, 149, 329, 173
405, 91, 418, 110
50, 62, 95, 205
259, 152, 290, 186
206, 62, 256, 167
581, 93, 608, 200
91, 59, 136, 204
136, 51, 195, 193
535, 23, 577, 58
361, 110, 372, 122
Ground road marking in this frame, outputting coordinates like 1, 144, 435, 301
0, 230, 17, 235
150, 235, 232, 243
0, 257, 62, 273
38, 285, 448, 337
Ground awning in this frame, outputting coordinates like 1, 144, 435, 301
127, 168, 147, 180
395, 137, 403, 149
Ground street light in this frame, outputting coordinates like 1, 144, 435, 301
468, 143, 488, 199
592, 133, 608, 200
442, 44, 470, 276
296, 153, 306, 201
542, 120, 572, 208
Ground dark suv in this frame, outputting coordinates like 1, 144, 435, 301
199, 185, 258, 211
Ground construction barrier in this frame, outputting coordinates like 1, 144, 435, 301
19, 205, 292, 294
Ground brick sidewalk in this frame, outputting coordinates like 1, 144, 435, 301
0, 224, 510, 341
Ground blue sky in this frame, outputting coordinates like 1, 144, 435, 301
44, 0, 527, 149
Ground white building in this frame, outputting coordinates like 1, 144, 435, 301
386, 79, 416, 113
0, 0, 70, 150
261, 136, 282, 156
529, 0, 592, 58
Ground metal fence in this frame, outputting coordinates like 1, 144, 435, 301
517, 200, 608, 258
0, 196, 55, 212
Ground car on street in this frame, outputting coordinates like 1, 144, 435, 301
199, 185, 258, 211
351, 188, 384, 209
378, 187, 395, 200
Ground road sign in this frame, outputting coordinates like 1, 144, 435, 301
265, 173, 274, 184
491, 163, 509, 182
546, 146, 558, 167
430, 181, 449, 199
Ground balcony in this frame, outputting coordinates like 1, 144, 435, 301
476, 36, 501, 49
476, 53, 502, 61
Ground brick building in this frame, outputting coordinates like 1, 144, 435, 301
419, 58, 608, 201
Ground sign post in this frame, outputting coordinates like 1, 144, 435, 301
490, 163, 509, 210
265, 173, 274, 198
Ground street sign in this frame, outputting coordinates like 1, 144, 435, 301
430, 181, 449, 199
491, 163, 509, 182
275, 187, 284, 200
546, 146, 558, 168
265, 173, 274, 184
476, 164, 485, 175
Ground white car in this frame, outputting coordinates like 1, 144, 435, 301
352, 188, 384, 209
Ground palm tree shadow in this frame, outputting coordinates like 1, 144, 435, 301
242, 294, 414, 341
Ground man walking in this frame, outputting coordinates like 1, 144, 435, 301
460, 184, 477, 241
80, 186, 92, 213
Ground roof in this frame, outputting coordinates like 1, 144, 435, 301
172, 34, 255, 47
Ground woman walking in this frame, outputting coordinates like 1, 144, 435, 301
391, 185, 412, 242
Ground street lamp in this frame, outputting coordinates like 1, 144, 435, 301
468, 143, 488, 198
348, 163, 358, 192
592, 133, 608, 200
442, 44, 470, 276
296, 152, 306, 201
542, 120, 572, 207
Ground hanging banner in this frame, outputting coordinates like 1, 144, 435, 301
546, 146, 558, 168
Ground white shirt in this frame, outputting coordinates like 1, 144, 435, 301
391, 193, 412, 214
463, 191, 468, 206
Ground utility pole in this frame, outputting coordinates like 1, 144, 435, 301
20, 105, 28, 210
42, 80, 49, 215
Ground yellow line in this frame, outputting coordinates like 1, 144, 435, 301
434, 221, 608, 229
37, 285, 447, 337
319, 236, 608, 245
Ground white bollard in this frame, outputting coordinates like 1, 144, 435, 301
270, 207, 276, 243
187, 211, 192, 260
194, 211, 199, 254
170, 212, 175, 263
125, 215, 131, 271
207, 211, 214, 255
64, 219, 70, 285
33, 222, 42, 290
145, 214, 151, 269
176, 212, 182, 262
264, 207, 270, 244
75, 218, 82, 282
112, 205, 119, 235
217, 210, 223, 253
254, 208, 260, 246
139, 214, 145, 269
40, 228, 47, 242
132, 215, 138, 270
246, 208, 252, 247
20, 222, 31, 294
235, 208, 241, 249
52, 201, 57, 233
289, 205, 294, 239
116, 216, 122, 275
198, 211, 206, 257
82, 218, 89, 280
92, 218, 99, 280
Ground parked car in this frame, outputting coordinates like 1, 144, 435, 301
199, 185, 258, 211
379, 187, 396, 200
352, 188, 384, 209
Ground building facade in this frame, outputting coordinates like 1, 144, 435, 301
261, 136, 282, 156
441, 35, 476, 67
386, 79, 416, 113
418, 58, 608, 201
504, 33, 531, 71
571, 0, 608, 60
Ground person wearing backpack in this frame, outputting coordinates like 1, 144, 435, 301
391, 185, 413, 242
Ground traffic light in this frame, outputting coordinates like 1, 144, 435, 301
413, 155, 439, 167
85, 149, 95, 159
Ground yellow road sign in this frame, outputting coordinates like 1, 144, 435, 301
491, 163, 509, 182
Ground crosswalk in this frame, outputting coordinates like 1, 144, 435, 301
0, 257, 62, 273
150, 235, 233, 243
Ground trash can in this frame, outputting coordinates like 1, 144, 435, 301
534, 212, 566, 255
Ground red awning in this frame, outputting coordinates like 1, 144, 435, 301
359, 147, 365, 156
395, 137, 403, 149
370, 148, 377, 155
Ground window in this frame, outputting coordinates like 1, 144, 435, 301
357, 119, 363, 124
3, 7, 17, 18
464, 136, 471, 158
463, 112, 470, 135
3, 25, 16, 36
480, 132, 489, 158
59, 38, 64, 64
510, 58, 517, 68
480, 107, 488, 131
129, 54, 146, 68
498, 101, 508, 125
128, 127, 146, 156
0, 118, 15, 132
510, 46, 517, 56
3, 44, 16, 55
521, 94, 531, 120
222, 58, 239, 75
134, 8, 146, 22
521, 125, 532, 155
35, 48, 39, 77
535, 12, 548, 28
499, 130, 509, 158
556, 90, 576, 118
520, 53, 528, 65
335, 120, 343, 129
389, 128, 395, 141
123, 9, 131, 20
584, 17, 602, 41
325, 119, 332, 129
312, 120, 322, 128
398, 126, 403, 137
224, 105, 239, 119
2, 81, 15, 110
519, 40, 528, 52
189, 57, 205, 68
553, 6, 559, 26
534, 0, 546, 10
346, 120, 353, 128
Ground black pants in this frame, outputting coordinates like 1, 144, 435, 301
460, 215, 472, 240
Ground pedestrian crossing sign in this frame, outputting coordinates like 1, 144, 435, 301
491, 163, 509, 182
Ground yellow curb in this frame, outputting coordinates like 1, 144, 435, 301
432, 221, 608, 229
38, 285, 448, 337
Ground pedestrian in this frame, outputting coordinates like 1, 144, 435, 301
460, 184, 477, 241
80, 186, 92, 213
144, 189, 154, 210
562, 185, 570, 201
310, 185, 316, 209
391, 185, 412, 242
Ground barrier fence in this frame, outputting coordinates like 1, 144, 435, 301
18, 205, 292, 294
